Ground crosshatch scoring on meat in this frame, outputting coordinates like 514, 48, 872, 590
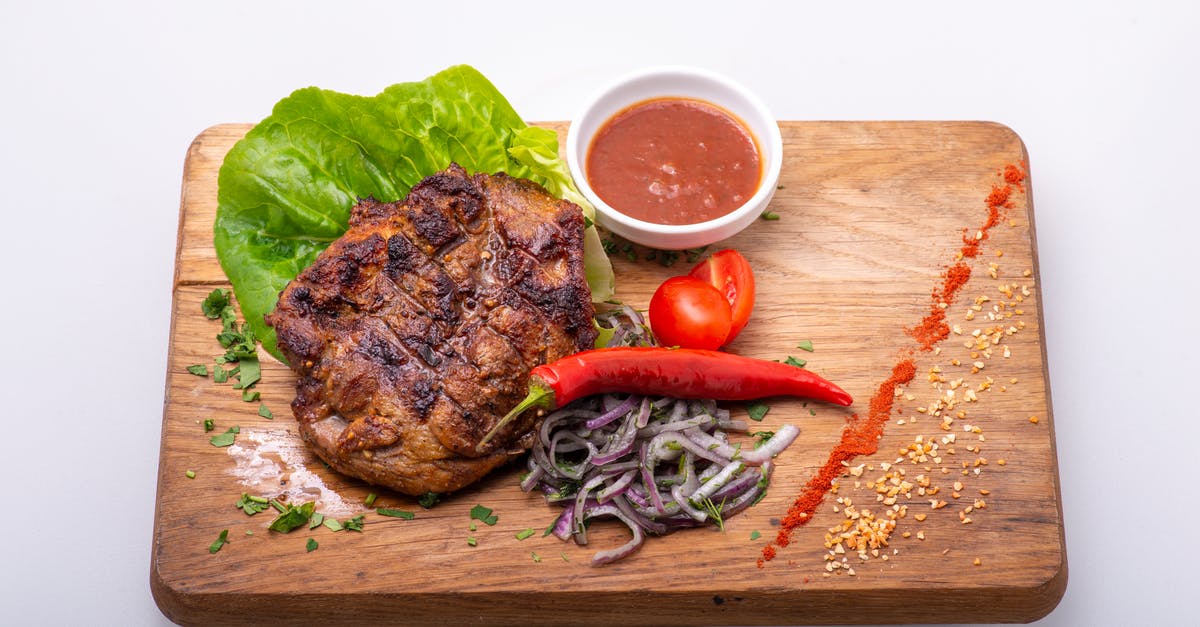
266, 163, 597, 495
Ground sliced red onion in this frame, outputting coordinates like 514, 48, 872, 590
583, 504, 645, 566
586, 395, 638, 430
520, 465, 544, 492
550, 506, 575, 541
689, 461, 745, 505
612, 493, 668, 535
634, 396, 652, 429
591, 411, 640, 465
596, 469, 637, 503
572, 476, 606, 545
671, 484, 709, 523
737, 424, 800, 465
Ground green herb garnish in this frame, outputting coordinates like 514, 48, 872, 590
751, 431, 775, 448
466, 536, 477, 546
784, 355, 807, 368
531, 551, 541, 563
185, 470, 196, 479
515, 528, 535, 541
685, 247, 709, 264
747, 402, 770, 422
212, 365, 229, 383
418, 492, 441, 509
323, 518, 343, 532
308, 513, 324, 529
306, 538, 318, 552
364, 493, 377, 508
699, 497, 727, 532
470, 504, 498, 526
377, 508, 415, 520
209, 426, 239, 447
750, 530, 761, 541
267, 501, 315, 533
186, 364, 208, 377
257, 404, 273, 419
201, 289, 230, 319
208, 529, 229, 554
342, 515, 365, 532
235, 493, 269, 516
760, 210, 780, 221
797, 339, 814, 352
203, 418, 214, 432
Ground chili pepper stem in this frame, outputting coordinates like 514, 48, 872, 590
476, 382, 555, 453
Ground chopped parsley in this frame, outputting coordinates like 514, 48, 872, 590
746, 402, 770, 422
201, 289, 231, 319
323, 518, 343, 532
185, 470, 196, 479
466, 536, 477, 546
203, 418, 214, 432
531, 551, 541, 563
377, 508, 415, 520
760, 210, 780, 221
267, 501, 315, 533
308, 513, 324, 529
364, 493, 378, 507
751, 430, 775, 448
257, 404, 273, 419
306, 538, 318, 552
235, 493, 269, 515
199, 288, 263, 402
209, 426, 239, 447
470, 504, 498, 526
342, 515, 365, 532
784, 355, 807, 368
515, 528, 535, 541
418, 492, 441, 509
750, 530, 761, 541
797, 339, 814, 352
208, 529, 229, 554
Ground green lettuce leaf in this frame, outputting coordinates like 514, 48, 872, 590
215, 65, 614, 362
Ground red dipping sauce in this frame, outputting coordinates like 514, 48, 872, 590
585, 98, 762, 226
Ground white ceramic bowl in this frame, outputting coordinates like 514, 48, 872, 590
567, 66, 783, 250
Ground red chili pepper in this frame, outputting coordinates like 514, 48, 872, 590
476, 347, 853, 451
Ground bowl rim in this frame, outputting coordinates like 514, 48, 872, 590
566, 65, 784, 241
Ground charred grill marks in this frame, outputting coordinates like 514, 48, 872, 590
266, 164, 596, 495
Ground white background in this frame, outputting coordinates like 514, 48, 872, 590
2, 1, 1196, 625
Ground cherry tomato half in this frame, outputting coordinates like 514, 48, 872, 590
648, 276, 733, 351
688, 249, 756, 344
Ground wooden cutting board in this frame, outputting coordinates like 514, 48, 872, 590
151, 122, 1065, 625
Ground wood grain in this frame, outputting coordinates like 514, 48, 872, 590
151, 122, 1065, 625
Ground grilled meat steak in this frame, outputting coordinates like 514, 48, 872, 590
266, 164, 597, 495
